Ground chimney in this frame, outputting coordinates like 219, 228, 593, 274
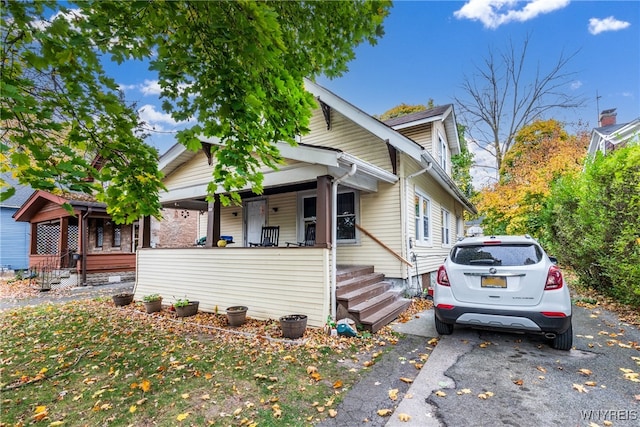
599, 108, 617, 126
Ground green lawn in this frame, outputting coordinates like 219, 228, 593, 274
1, 300, 404, 426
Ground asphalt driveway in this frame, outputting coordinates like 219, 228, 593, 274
387, 304, 640, 427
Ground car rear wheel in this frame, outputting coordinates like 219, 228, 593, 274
435, 316, 454, 335
551, 322, 572, 350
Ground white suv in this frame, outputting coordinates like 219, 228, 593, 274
434, 235, 573, 350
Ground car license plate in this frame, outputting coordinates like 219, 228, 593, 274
481, 276, 507, 288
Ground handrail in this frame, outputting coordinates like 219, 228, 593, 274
355, 224, 413, 267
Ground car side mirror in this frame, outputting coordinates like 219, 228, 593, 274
549, 256, 558, 265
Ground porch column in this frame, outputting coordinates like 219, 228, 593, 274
205, 195, 221, 247
316, 175, 332, 247
59, 216, 69, 268
141, 215, 151, 248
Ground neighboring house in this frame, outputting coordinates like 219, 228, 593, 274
588, 108, 640, 156
0, 173, 32, 271
134, 79, 476, 331
13, 190, 137, 285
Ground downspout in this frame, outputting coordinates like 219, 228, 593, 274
405, 161, 432, 295
81, 208, 92, 286
331, 163, 357, 320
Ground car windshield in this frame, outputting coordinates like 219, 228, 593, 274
451, 244, 543, 266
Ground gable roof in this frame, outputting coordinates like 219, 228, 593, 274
381, 105, 461, 156
13, 190, 107, 222
304, 79, 474, 213
158, 80, 476, 214
588, 117, 640, 155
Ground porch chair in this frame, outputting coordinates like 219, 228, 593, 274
286, 223, 316, 247
249, 226, 280, 247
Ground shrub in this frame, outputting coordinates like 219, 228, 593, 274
542, 145, 640, 306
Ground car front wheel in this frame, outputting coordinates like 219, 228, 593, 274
551, 322, 573, 350
435, 316, 454, 335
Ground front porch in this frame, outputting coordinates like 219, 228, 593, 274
134, 246, 331, 327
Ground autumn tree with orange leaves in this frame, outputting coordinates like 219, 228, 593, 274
475, 119, 589, 236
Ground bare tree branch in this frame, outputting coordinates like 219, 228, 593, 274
454, 33, 585, 173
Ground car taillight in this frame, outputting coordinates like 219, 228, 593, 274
437, 265, 450, 286
541, 311, 567, 317
544, 265, 563, 290
437, 304, 455, 310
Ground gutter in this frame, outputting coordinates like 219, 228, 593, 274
81, 207, 92, 285
331, 163, 357, 320
405, 163, 432, 294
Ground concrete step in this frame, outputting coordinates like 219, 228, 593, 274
336, 265, 374, 282
349, 289, 404, 320
337, 281, 391, 309
336, 272, 386, 297
359, 298, 412, 333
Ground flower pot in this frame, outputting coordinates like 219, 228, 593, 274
175, 301, 199, 317
226, 306, 248, 327
279, 314, 308, 339
143, 298, 162, 313
113, 293, 134, 307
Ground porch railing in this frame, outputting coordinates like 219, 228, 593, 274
29, 249, 77, 291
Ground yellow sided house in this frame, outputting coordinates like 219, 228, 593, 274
134, 80, 476, 332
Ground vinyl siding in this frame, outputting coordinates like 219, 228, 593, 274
401, 155, 462, 276
336, 181, 406, 279
396, 123, 433, 152
303, 106, 393, 173
135, 247, 330, 327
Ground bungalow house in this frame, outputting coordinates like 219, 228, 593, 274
12, 189, 202, 288
588, 108, 640, 156
134, 79, 476, 332
12, 190, 137, 288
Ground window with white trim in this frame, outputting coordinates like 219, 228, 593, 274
438, 132, 447, 171
441, 208, 451, 246
414, 191, 431, 245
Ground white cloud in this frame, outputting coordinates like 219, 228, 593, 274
139, 80, 163, 96
588, 16, 631, 35
118, 83, 137, 92
468, 140, 499, 190
137, 104, 181, 127
454, 0, 570, 29
570, 80, 583, 90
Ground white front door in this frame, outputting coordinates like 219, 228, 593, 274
245, 199, 266, 246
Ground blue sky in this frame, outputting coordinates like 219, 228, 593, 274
110, 0, 639, 186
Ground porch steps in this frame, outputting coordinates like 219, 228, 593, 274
336, 265, 411, 333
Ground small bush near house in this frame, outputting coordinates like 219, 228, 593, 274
542, 145, 640, 307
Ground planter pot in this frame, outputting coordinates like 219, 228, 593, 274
226, 306, 248, 327
175, 301, 199, 318
143, 299, 162, 314
113, 293, 134, 307
279, 314, 308, 339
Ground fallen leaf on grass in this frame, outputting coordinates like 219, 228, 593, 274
129, 405, 137, 413
181, 393, 190, 399
176, 412, 189, 421
33, 405, 48, 421
49, 421, 64, 426
333, 380, 343, 389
